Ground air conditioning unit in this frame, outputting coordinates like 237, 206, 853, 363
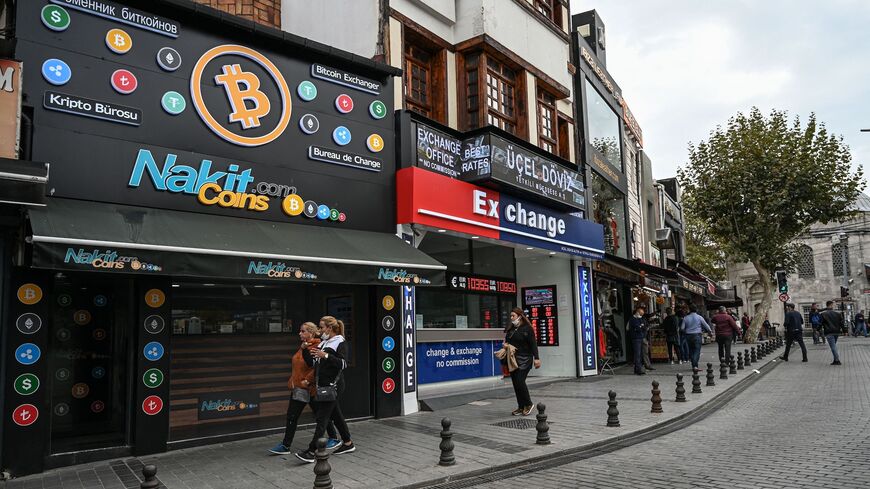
655, 228, 675, 249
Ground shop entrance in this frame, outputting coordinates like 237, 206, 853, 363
168, 282, 372, 443
48, 274, 132, 454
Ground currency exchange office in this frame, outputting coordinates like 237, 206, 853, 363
0, 0, 445, 476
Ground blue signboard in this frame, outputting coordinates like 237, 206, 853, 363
498, 194, 605, 259
577, 266, 598, 374
417, 340, 501, 384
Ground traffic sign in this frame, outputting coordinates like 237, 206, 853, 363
778, 293, 790, 303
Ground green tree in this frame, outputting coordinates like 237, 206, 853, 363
684, 212, 726, 281
678, 108, 864, 342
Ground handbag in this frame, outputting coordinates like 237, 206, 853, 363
291, 387, 310, 403
314, 361, 341, 402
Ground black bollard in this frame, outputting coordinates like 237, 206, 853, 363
719, 358, 728, 380
606, 391, 620, 427
706, 362, 716, 386
737, 352, 744, 370
743, 349, 751, 367
729, 355, 737, 375
140, 465, 159, 489
675, 374, 687, 402
751, 347, 757, 363
651, 381, 663, 413
438, 418, 456, 466
691, 368, 702, 394
758, 344, 765, 359
535, 403, 550, 445
313, 438, 334, 489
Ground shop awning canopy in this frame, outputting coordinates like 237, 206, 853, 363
28, 199, 446, 286
0, 158, 49, 207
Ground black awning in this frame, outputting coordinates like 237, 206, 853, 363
0, 158, 49, 207
28, 199, 446, 286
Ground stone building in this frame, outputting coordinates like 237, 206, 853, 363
728, 193, 870, 328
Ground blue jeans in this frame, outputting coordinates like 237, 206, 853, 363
680, 335, 690, 361
686, 333, 703, 368
856, 323, 867, 337
826, 334, 840, 362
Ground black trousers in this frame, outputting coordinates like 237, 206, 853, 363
666, 336, 680, 362
716, 336, 732, 362
632, 337, 644, 373
510, 366, 532, 408
307, 398, 352, 452
783, 331, 808, 361
281, 399, 338, 447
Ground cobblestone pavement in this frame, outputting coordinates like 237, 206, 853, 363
0, 340, 788, 489
470, 338, 870, 489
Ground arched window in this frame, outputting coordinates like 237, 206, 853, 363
832, 242, 850, 277
796, 245, 815, 278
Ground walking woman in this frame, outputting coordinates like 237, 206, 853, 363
269, 322, 340, 455
504, 308, 540, 416
295, 316, 355, 463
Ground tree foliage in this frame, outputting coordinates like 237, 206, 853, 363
678, 108, 864, 341
684, 211, 726, 281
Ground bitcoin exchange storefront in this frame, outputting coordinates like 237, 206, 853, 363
1, 0, 444, 476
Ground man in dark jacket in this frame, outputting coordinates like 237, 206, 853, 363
662, 308, 681, 364
821, 301, 843, 365
628, 305, 649, 375
780, 303, 807, 362
712, 306, 740, 364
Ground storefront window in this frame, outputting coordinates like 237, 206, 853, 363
472, 240, 515, 277
591, 173, 628, 258
171, 284, 289, 335
596, 278, 627, 363
585, 78, 622, 171
416, 288, 515, 329
418, 233, 472, 273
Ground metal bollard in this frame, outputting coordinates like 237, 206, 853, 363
607, 391, 620, 427
140, 465, 159, 489
313, 438, 334, 489
729, 355, 737, 375
535, 403, 550, 445
675, 373, 687, 402
751, 346, 757, 363
744, 348, 752, 367
719, 358, 728, 380
439, 418, 456, 466
758, 344, 765, 359
737, 352, 744, 370
691, 368, 702, 394
651, 381, 663, 413
706, 362, 716, 386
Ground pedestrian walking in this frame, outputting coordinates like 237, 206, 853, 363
678, 306, 690, 362
628, 305, 649, 375
853, 310, 866, 337
780, 303, 808, 362
269, 322, 342, 455
727, 308, 740, 342
820, 301, 843, 366
295, 316, 355, 463
810, 303, 824, 344
741, 312, 751, 342
505, 308, 541, 416
662, 308, 682, 364
680, 304, 712, 369
712, 306, 740, 363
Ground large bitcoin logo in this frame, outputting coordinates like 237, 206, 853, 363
214, 64, 271, 129
190, 45, 292, 147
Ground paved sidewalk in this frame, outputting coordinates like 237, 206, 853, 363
1, 341, 783, 489
470, 337, 870, 489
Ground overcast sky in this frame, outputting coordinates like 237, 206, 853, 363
571, 0, 870, 181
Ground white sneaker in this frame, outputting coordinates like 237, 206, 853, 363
679, 360, 683, 365
669, 361, 674, 365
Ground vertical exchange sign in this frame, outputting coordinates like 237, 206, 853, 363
577, 266, 597, 375
402, 284, 416, 392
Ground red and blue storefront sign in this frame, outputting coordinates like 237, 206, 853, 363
397, 167, 605, 259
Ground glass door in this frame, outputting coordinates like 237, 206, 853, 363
48, 274, 130, 453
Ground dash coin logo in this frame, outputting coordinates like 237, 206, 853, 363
190, 44, 292, 147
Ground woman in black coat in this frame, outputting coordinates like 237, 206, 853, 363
504, 308, 541, 416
